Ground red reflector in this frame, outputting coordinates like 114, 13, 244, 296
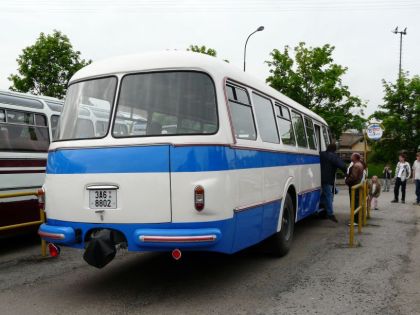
172, 248, 182, 260
48, 243, 60, 257
194, 185, 205, 211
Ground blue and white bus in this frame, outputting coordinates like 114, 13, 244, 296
38, 51, 331, 268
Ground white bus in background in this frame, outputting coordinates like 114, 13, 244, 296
38, 51, 333, 268
0, 90, 62, 233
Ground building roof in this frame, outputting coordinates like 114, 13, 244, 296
339, 132, 364, 148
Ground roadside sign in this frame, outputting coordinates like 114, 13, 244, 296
366, 123, 383, 141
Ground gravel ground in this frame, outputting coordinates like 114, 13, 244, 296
0, 184, 419, 315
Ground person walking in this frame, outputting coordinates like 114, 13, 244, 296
368, 176, 381, 210
382, 164, 392, 192
413, 152, 420, 206
345, 153, 364, 225
320, 143, 347, 223
391, 153, 411, 204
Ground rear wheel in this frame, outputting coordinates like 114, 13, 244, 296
268, 193, 295, 257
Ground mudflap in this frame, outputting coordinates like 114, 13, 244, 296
83, 229, 117, 268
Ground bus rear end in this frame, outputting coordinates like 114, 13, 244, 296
39, 69, 236, 267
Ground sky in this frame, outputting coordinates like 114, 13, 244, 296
1, 0, 419, 117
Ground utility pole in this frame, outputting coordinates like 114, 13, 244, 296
392, 26, 407, 80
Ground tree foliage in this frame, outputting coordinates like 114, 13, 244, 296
370, 73, 420, 163
266, 42, 365, 139
187, 45, 229, 62
188, 45, 217, 57
9, 30, 90, 99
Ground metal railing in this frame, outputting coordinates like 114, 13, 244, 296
0, 190, 46, 256
349, 180, 370, 247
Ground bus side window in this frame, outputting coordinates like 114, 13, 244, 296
304, 117, 317, 150
252, 93, 279, 144
291, 111, 308, 148
314, 124, 322, 152
0, 109, 49, 152
322, 125, 330, 148
0, 109, 5, 122
274, 103, 295, 146
226, 84, 256, 141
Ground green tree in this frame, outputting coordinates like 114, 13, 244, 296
188, 45, 217, 57
9, 30, 90, 99
187, 45, 229, 62
266, 42, 365, 139
370, 73, 420, 162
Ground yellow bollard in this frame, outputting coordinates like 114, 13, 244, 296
350, 187, 355, 247
358, 188, 363, 234
39, 207, 47, 257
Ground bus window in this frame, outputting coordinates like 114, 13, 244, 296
227, 84, 256, 140
51, 114, 60, 140
114, 123, 129, 136
275, 104, 295, 146
35, 114, 47, 127
252, 93, 279, 144
0, 109, 5, 122
314, 124, 322, 152
322, 125, 330, 146
75, 119, 94, 138
95, 120, 108, 137
304, 117, 317, 150
114, 71, 218, 137
0, 109, 49, 152
58, 77, 117, 140
291, 111, 308, 148
7, 110, 34, 125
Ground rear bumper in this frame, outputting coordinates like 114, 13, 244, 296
38, 221, 224, 251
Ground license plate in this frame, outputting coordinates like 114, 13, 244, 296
89, 189, 117, 209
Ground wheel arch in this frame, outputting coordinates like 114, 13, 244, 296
277, 177, 298, 232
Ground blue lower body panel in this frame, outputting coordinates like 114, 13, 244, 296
39, 201, 282, 254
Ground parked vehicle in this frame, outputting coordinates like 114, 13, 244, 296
0, 90, 62, 233
38, 51, 331, 267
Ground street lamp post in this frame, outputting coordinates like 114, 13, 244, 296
243, 26, 264, 72
392, 26, 407, 80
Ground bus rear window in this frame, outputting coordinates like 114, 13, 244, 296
113, 71, 218, 137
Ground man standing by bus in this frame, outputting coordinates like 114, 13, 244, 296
320, 143, 347, 223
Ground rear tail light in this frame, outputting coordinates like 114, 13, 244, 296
37, 187, 45, 210
194, 185, 205, 211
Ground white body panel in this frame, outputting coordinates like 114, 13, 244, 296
44, 173, 171, 223
45, 163, 320, 224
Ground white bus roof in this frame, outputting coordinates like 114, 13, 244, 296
0, 89, 63, 112
70, 51, 327, 125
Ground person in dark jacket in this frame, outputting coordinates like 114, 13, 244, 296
345, 153, 364, 225
320, 143, 347, 222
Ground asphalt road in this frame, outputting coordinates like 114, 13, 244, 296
1, 185, 419, 315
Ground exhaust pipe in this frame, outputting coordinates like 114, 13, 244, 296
83, 229, 117, 268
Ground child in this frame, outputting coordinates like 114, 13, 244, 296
382, 164, 392, 192
369, 176, 381, 210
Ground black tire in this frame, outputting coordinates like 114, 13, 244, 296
267, 193, 295, 257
